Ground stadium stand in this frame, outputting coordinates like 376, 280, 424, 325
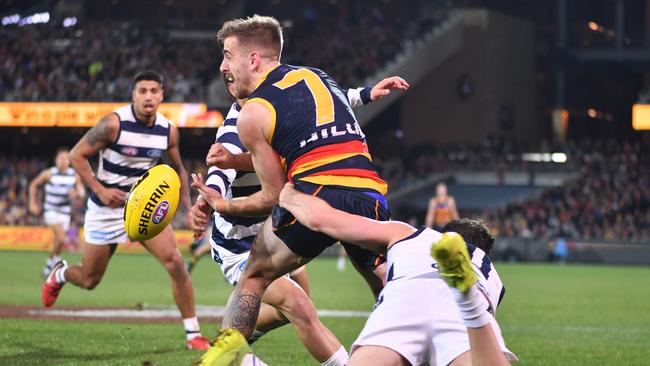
0, 1, 443, 105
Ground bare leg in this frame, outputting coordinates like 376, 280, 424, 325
261, 276, 341, 362
49, 223, 66, 258
222, 218, 311, 338
64, 243, 116, 289
141, 225, 196, 318
449, 351, 472, 366
289, 266, 310, 295
467, 324, 510, 366
348, 346, 409, 366
255, 303, 288, 333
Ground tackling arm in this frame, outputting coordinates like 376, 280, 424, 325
279, 183, 415, 252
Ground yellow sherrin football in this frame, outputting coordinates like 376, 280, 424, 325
124, 164, 180, 242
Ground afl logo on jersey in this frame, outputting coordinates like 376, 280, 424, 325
121, 147, 139, 156
147, 149, 163, 158
152, 200, 170, 224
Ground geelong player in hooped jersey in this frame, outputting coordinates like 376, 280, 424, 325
29, 148, 85, 278
191, 16, 409, 358
278, 184, 518, 366
41, 70, 210, 350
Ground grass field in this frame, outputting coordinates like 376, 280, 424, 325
1, 251, 649, 365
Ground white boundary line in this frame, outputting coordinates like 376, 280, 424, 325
26, 305, 371, 319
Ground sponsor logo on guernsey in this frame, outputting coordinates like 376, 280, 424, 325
299, 122, 364, 148
152, 201, 170, 224
121, 147, 139, 156
147, 149, 163, 158
138, 180, 170, 235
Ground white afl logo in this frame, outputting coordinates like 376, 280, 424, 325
152, 201, 170, 224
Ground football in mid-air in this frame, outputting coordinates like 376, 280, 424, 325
124, 164, 180, 242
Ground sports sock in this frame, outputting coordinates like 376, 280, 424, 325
452, 285, 491, 328
55, 265, 67, 284
46, 255, 61, 267
248, 329, 265, 344
336, 256, 345, 272
183, 317, 201, 340
321, 345, 348, 366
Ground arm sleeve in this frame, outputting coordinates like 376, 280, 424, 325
345, 87, 373, 108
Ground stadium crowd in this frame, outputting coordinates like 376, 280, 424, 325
483, 139, 649, 242
0, 1, 442, 105
0, 155, 208, 229
3, 138, 647, 243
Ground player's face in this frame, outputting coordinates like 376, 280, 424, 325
437, 184, 447, 197
132, 80, 163, 119
55, 151, 70, 171
220, 36, 255, 99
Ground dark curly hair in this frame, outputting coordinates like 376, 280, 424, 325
441, 218, 495, 255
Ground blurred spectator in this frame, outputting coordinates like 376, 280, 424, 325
483, 138, 649, 242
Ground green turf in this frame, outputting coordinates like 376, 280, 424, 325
1, 251, 649, 365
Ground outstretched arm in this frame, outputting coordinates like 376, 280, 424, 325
278, 183, 414, 252
345, 76, 409, 108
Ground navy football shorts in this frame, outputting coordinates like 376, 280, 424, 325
272, 181, 389, 270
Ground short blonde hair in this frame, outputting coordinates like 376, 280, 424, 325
217, 15, 283, 60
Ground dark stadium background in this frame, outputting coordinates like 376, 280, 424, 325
0, 0, 648, 264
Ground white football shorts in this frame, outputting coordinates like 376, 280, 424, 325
83, 200, 128, 245
209, 237, 303, 286
351, 273, 517, 365
44, 210, 71, 231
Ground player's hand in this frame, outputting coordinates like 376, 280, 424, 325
29, 202, 41, 215
191, 173, 225, 212
190, 196, 214, 235
97, 187, 127, 208
206, 143, 234, 169
370, 76, 410, 101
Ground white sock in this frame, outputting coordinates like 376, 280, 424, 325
183, 317, 201, 340
55, 265, 67, 284
47, 256, 61, 267
336, 256, 345, 272
248, 329, 265, 344
452, 285, 491, 328
321, 345, 348, 366
241, 354, 269, 366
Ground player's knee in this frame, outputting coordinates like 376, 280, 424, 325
284, 290, 318, 326
81, 276, 102, 290
240, 262, 275, 288
160, 252, 183, 271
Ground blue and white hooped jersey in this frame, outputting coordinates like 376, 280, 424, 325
44, 167, 76, 215
208, 86, 374, 261
90, 105, 170, 207
208, 103, 263, 259
386, 227, 505, 314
